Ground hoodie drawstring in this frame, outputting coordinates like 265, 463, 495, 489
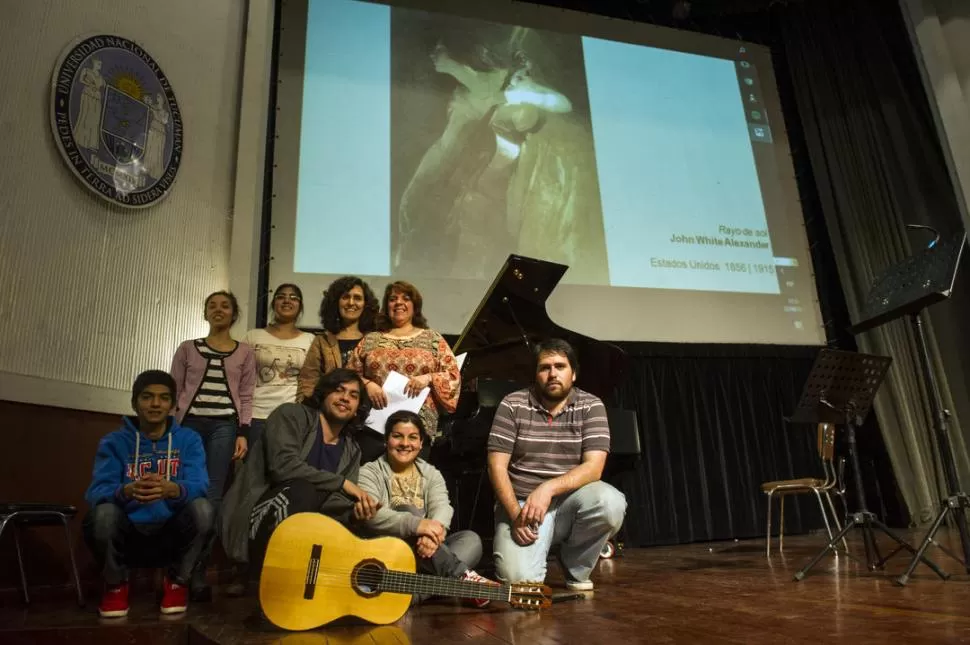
134, 432, 140, 479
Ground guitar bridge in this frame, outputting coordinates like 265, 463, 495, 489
304, 544, 322, 600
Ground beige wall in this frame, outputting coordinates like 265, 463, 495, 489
0, 0, 251, 414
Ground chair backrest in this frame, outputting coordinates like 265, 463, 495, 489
607, 408, 642, 456
816, 423, 835, 462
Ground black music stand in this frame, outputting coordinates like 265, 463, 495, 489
791, 349, 948, 580
850, 231, 970, 585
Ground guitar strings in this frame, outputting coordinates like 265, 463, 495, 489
264, 563, 517, 600
268, 570, 510, 600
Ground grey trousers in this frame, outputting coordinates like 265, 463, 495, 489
413, 529, 483, 603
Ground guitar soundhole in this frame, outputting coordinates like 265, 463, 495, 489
351, 559, 385, 598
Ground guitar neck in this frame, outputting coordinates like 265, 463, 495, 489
379, 570, 510, 602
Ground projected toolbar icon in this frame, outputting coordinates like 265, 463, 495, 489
750, 124, 773, 143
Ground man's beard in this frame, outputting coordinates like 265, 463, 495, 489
539, 381, 572, 402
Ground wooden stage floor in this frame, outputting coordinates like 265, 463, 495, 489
3, 529, 970, 644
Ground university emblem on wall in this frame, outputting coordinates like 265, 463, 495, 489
50, 35, 183, 208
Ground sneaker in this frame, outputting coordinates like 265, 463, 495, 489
160, 576, 189, 615
461, 569, 499, 608
565, 579, 594, 592
98, 582, 129, 618
556, 553, 594, 592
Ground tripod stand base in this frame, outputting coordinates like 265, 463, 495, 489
896, 493, 970, 586
794, 511, 947, 582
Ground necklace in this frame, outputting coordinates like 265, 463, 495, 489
391, 467, 423, 505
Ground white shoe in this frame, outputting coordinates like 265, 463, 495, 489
565, 579, 594, 592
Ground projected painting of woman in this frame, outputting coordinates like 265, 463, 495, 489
391, 20, 610, 285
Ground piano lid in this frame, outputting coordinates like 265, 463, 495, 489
453, 255, 628, 401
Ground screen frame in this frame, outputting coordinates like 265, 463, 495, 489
263, 0, 828, 345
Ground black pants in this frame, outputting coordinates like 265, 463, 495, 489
82, 498, 214, 586
247, 479, 352, 573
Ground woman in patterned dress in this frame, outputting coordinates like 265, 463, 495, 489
347, 281, 461, 446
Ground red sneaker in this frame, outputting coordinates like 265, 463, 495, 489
160, 576, 189, 614
98, 582, 129, 618
461, 569, 499, 608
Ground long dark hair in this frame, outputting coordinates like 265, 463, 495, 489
304, 368, 371, 427
318, 276, 379, 334
375, 281, 429, 332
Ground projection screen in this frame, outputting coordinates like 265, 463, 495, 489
267, 0, 827, 345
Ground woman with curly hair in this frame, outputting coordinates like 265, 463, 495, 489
297, 276, 379, 401
346, 281, 461, 448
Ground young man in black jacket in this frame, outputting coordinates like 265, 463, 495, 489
221, 368, 380, 580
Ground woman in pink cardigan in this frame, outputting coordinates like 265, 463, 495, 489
170, 290, 255, 597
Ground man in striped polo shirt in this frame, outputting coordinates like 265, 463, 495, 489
487, 338, 627, 591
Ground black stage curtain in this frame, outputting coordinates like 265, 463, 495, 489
608, 344, 904, 548
611, 345, 819, 546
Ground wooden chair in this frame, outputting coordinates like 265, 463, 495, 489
762, 423, 846, 556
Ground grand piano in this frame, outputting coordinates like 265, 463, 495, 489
433, 255, 632, 536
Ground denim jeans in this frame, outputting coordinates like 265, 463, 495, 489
82, 499, 214, 586
183, 415, 237, 514
248, 418, 266, 458
184, 415, 237, 587
492, 481, 627, 584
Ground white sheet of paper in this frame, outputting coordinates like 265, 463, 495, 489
364, 370, 431, 435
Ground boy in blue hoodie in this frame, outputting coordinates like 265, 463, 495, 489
83, 370, 212, 618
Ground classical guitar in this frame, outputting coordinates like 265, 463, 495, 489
259, 513, 552, 631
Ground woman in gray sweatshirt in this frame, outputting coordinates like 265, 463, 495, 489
357, 410, 495, 607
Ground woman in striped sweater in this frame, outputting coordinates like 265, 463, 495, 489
170, 290, 255, 597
